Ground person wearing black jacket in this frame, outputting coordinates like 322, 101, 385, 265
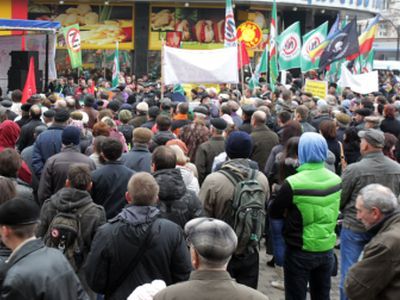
91, 137, 135, 219
17, 105, 45, 152
85, 172, 191, 300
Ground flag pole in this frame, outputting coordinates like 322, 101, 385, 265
161, 38, 165, 100
239, 43, 245, 100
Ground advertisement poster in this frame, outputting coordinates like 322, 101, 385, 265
149, 5, 225, 50
149, 5, 270, 53
28, 3, 134, 50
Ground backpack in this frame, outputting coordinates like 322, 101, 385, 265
44, 203, 92, 271
219, 167, 266, 255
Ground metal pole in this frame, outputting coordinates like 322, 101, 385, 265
45, 34, 49, 93
397, 26, 400, 61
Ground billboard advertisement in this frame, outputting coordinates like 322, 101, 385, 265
28, 3, 134, 50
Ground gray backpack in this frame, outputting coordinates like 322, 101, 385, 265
219, 168, 266, 255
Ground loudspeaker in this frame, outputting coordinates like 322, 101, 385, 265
10, 51, 39, 70
7, 69, 43, 92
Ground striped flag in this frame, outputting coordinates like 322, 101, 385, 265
249, 45, 268, 90
112, 42, 120, 88
309, 15, 340, 62
269, 0, 278, 90
224, 0, 237, 47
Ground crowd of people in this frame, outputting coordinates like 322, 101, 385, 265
0, 70, 399, 300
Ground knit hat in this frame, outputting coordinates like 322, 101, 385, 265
62, 126, 81, 145
133, 128, 153, 144
0, 197, 39, 226
185, 217, 238, 262
225, 131, 252, 159
107, 100, 121, 112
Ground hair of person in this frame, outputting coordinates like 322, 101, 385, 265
9, 223, 38, 239
196, 249, 231, 269
282, 89, 292, 101
177, 102, 189, 114
29, 105, 42, 119
168, 144, 188, 166
252, 110, 266, 125
0, 149, 21, 178
67, 164, 91, 190
343, 127, 360, 145
11, 90, 23, 102
220, 103, 232, 115
376, 95, 388, 105
156, 115, 172, 131
319, 119, 337, 140
127, 172, 159, 206
384, 104, 396, 119
118, 110, 133, 124
101, 137, 123, 161
152, 145, 177, 170
295, 105, 309, 121
383, 132, 398, 159
101, 116, 116, 129
278, 136, 300, 183
278, 111, 291, 124
92, 122, 110, 137
358, 184, 398, 214
93, 135, 107, 155
281, 120, 302, 145
0, 176, 16, 204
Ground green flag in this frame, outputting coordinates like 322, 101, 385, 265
62, 24, 82, 69
301, 22, 328, 73
269, 0, 278, 90
277, 22, 301, 71
249, 46, 268, 90
112, 42, 120, 88
361, 49, 374, 73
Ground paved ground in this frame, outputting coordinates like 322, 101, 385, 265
257, 245, 340, 300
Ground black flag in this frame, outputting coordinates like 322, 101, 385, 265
319, 18, 359, 71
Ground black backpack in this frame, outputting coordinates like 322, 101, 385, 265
44, 203, 92, 271
219, 167, 266, 255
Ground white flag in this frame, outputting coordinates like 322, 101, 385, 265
163, 46, 239, 84
337, 65, 378, 94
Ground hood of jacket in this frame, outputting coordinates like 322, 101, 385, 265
118, 205, 160, 225
299, 132, 328, 165
0, 120, 20, 148
153, 168, 186, 202
152, 131, 175, 146
220, 158, 257, 180
50, 187, 93, 212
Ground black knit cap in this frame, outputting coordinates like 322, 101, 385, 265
0, 197, 39, 226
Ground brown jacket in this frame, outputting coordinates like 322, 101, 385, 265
345, 212, 400, 300
250, 125, 279, 171
154, 270, 269, 300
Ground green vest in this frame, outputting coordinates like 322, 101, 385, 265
286, 162, 341, 252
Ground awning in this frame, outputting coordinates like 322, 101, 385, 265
0, 19, 61, 33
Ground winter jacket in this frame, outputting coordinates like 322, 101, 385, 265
32, 124, 65, 177
121, 145, 152, 173
250, 125, 279, 171
84, 205, 191, 300
341, 151, 400, 232
37, 187, 106, 264
149, 131, 176, 152
153, 168, 203, 228
0, 239, 88, 300
381, 117, 400, 137
37, 146, 96, 205
0, 120, 32, 184
17, 118, 45, 152
270, 162, 341, 251
195, 136, 225, 185
91, 161, 135, 219
345, 212, 400, 300
177, 166, 200, 195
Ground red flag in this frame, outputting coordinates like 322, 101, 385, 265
237, 41, 250, 69
21, 57, 36, 104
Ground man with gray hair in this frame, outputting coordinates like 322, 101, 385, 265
345, 184, 400, 300
154, 218, 269, 300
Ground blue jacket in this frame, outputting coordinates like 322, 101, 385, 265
121, 145, 152, 173
32, 125, 64, 177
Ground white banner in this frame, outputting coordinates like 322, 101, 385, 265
337, 65, 378, 94
163, 46, 239, 85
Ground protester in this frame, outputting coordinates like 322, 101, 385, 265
122, 127, 153, 173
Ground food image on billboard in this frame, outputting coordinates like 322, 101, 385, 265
149, 6, 225, 50
28, 3, 134, 50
